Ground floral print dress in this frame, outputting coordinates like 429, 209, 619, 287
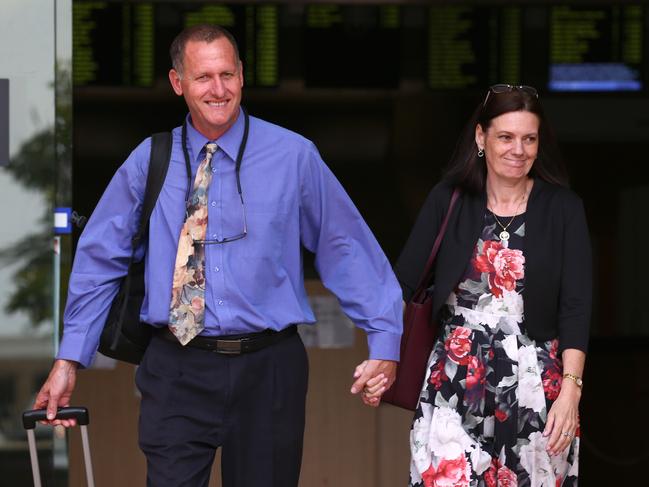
409, 212, 579, 487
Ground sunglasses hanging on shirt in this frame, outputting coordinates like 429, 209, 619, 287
180, 107, 250, 244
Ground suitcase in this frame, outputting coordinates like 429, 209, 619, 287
22, 406, 95, 487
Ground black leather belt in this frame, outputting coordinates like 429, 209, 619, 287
156, 325, 297, 355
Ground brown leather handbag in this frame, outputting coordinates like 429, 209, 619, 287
382, 188, 460, 410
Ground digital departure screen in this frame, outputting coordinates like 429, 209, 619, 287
177, 4, 278, 87
304, 5, 401, 88
549, 5, 643, 91
427, 6, 522, 89
73, 2, 155, 87
72, 2, 646, 93
73, 2, 278, 87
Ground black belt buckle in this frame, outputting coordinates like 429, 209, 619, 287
216, 338, 244, 355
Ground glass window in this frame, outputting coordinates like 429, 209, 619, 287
0, 0, 71, 484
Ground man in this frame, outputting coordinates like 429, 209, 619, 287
34, 25, 402, 486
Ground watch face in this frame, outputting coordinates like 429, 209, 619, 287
564, 374, 582, 387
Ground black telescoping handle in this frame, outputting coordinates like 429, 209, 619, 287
22, 407, 90, 430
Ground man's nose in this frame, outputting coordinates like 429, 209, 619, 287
210, 77, 226, 98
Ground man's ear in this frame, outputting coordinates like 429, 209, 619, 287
169, 69, 183, 96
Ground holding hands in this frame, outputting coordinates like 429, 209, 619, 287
350, 359, 397, 407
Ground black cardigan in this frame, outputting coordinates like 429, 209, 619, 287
394, 178, 592, 353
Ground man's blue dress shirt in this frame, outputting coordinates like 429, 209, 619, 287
58, 109, 403, 368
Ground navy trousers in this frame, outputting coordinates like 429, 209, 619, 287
135, 331, 309, 487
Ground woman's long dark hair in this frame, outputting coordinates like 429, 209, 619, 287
444, 89, 568, 194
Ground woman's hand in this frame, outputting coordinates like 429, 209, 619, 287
351, 359, 395, 407
544, 347, 585, 455
543, 380, 581, 456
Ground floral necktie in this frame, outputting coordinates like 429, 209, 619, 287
168, 143, 217, 345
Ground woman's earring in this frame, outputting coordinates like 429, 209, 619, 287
477, 148, 484, 157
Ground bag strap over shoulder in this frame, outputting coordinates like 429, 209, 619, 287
132, 132, 173, 247
107, 132, 172, 352
412, 187, 461, 302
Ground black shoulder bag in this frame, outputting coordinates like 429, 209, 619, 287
98, 132, 173, 365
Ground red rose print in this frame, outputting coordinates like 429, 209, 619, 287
473, 241, 503, 274
556, 477, 563, 487
549, 339, 559, 360
484, 464, 498, 487
542, 367, 562, 401
429, 358, 449, 389
472, 240, 525, 297
491, 248, 524, 293
485, 463, 497, 487
445, 327, 473, 365
495, 409, 508, 422
422, 455, 470, 487
466, 356, 485, 389
497, 465, 518, 487
422, 464, 436, 487
485, 459, 517, 487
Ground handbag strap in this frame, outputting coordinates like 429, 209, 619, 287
412, 188, 461, 302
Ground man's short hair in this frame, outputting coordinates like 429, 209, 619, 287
170, 24, 241, 77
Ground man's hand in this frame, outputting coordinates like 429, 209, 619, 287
33, 359, 79, 427
350, 359, 397, 408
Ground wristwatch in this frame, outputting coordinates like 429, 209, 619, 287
563, 373, 583, 389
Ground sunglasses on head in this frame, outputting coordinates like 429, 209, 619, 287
483, 84, 539, 107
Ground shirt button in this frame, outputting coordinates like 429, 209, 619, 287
218, 300, 224, 306
214, 266, 220, 272
211, 201, 216, 207
212, 234, 218, 239
212, 167, 217, 173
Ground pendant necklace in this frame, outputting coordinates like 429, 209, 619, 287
493, 213, 516, 244
490, 190, 526, 247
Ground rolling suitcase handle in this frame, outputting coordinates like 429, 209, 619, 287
22, 407, 95, 487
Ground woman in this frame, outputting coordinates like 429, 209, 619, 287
393, 85, 590, 486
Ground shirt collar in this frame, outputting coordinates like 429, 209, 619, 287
185, 107, 245, 164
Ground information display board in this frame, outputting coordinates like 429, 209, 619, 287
72, 2, 646, 93
549, 5, 643, 91
304, 5, 401, 88
73, 2, 154, 87
427, 6, 522, 89
73, 2, 278, 87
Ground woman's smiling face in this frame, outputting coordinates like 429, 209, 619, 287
476, 110, 540, 183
